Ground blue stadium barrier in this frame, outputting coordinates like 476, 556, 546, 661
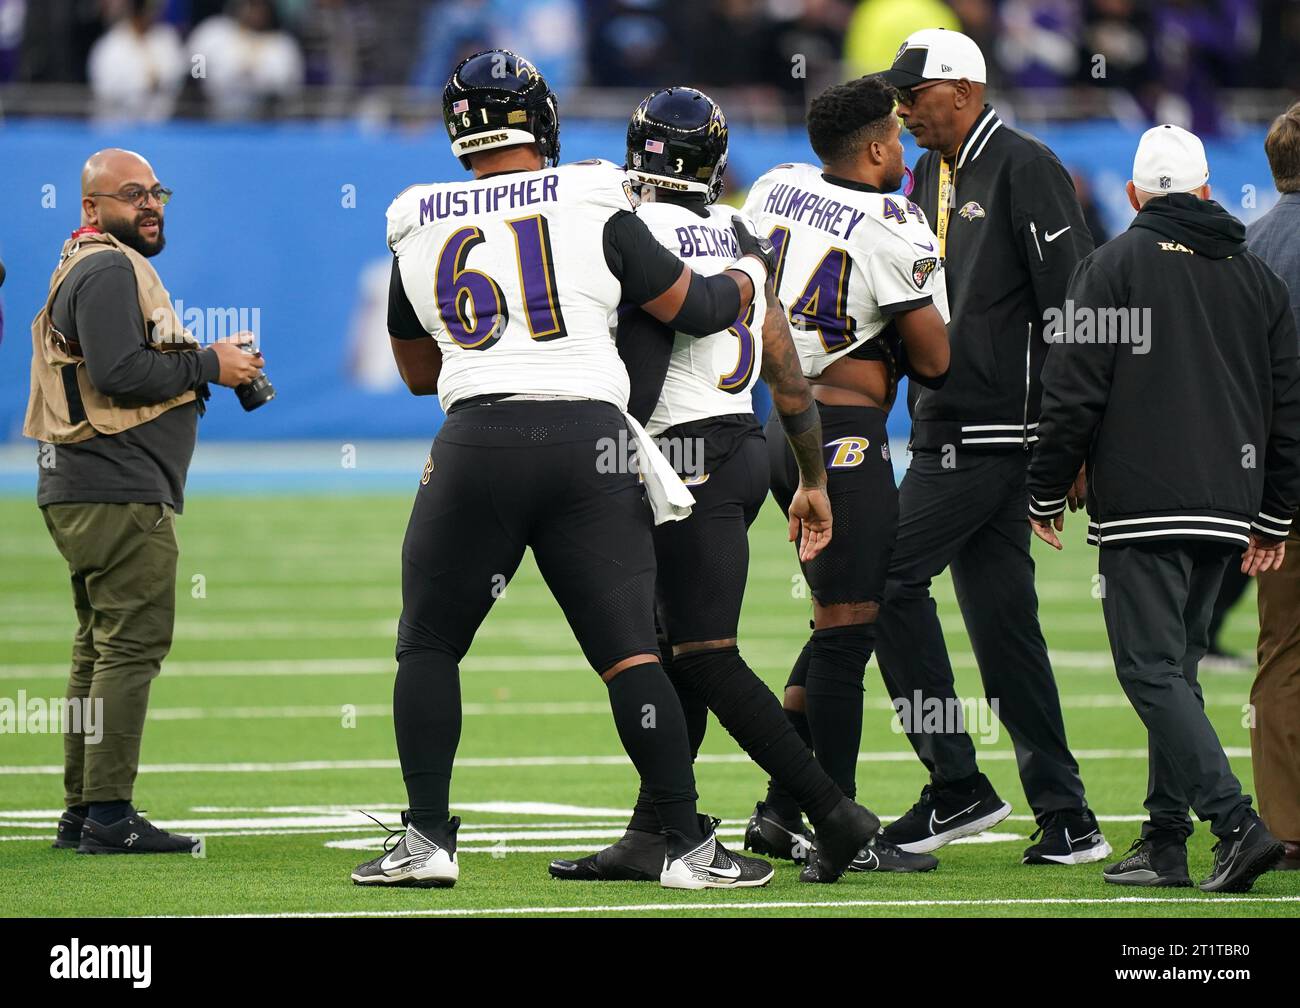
0, 118, 1282, 447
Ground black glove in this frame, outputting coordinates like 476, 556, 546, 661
731, 215, 776, 277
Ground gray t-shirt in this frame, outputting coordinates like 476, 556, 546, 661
36, 251, 220, 513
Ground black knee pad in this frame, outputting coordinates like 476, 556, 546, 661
807, 623, 876, 698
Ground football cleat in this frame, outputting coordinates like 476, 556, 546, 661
1199, 816, 1284, 893
800, 797, 882, 883
661, 815, 773, 890
77, 809, 199, 855
548, 829, 664, 882
52, 809, 85, 850
744, 801, 815, 863
351, 812, 459, 889
848, 835, 939, 873
1022, 808, 1113, 865
882, 775, 1012, 854
1102, 835, 1193, 887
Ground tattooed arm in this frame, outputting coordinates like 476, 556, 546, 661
760, 284, 831, 560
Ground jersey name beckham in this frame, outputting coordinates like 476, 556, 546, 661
386, 160, 635, 411
742, 162, 950, 379
639, 202, 765, 435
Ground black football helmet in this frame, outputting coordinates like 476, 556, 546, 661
625, 87, 728, 203
443, 49, 560, 169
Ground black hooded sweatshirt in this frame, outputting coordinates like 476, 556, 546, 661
1029, 192, 1300, 547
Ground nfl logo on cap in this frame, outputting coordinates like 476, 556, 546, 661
1159, 175, 1172, 190
645, 139, 664, 153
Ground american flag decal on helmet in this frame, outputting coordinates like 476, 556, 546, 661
452, 99, 469, 114
645, 139, 664, 153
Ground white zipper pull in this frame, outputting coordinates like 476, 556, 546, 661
1030, 221, 1044, 262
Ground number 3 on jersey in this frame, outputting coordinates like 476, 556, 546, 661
717, 302, 757, 394
767, 225, 855, 352
435, 216, 568, 350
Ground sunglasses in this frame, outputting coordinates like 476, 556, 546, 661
895, 80, 954, 106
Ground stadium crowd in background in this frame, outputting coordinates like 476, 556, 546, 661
2, 0, 1299, 131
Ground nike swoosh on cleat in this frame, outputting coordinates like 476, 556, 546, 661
1044, 226, 1071, 242
1066, 828, 1097, 846
930, 801, 980, 831
380, 851, 424, 871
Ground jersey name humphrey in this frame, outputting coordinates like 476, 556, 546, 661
742, 162, 950, 379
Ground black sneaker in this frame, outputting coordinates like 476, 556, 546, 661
1022, 808, 1113, 865
849, 836, 939, 873
351, 811, 459, 888
77, 810, 199, 855
549, 829, 663, 882
52, 809, 85, 850
1199, 816, 1284, 893
1102, 835, 1192, 887
882, 775, 1012, 854
744, 801, 815, 863
661, 815, 773, 890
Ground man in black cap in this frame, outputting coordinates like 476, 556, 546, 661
873, 28, 1108, 865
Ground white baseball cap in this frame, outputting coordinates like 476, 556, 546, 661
1132, 124, 1210, 194
880, 28, 987, 87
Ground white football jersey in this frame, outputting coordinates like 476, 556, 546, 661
742, 162, 949, 379
637, 201, 765, 435
386, 160, 638, 411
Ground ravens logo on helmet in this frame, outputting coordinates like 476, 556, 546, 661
625, 86, 729, 203
443, 49, 561, 169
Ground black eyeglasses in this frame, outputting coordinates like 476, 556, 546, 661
88, 185, 173, 209
895, 80, 953, 106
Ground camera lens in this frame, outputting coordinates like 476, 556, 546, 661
234, 344, 275, 411
235, 372, 276, 411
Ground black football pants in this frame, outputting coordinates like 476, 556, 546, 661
872, 449, 1088, 821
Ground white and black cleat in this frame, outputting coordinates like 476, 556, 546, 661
351, 812, 460, 889
848, 835, 939, 873
744, 801, 815, 863
661, 815, 773, 890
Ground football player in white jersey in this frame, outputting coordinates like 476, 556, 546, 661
548, 88, 880, 886
352, 50, 787, 891
740, 75, 953, 878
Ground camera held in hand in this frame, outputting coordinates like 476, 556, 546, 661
235, 342, 276, 411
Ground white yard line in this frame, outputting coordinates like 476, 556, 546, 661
0, 747, 1253, 776
158, 895, 1300, 919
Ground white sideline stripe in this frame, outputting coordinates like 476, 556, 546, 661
0, 747, 1254, 775
133, 693, 1247, 721
0, 650, 1135, 681
326, 832, 1024, 853
159, 896, 1300, 918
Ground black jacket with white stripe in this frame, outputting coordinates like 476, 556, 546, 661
1029, 193, 1300, 548
907, 106, 1094, 452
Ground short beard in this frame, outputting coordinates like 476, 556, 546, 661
104, 216, 165, 258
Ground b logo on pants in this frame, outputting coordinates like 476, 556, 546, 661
826, 436, 869, 469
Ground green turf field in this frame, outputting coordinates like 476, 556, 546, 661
1, 493, 1296, 918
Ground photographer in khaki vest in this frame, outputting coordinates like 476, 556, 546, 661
24, 148, 265, 855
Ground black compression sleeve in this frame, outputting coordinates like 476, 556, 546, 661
616, 305, 676, 426
388, 256, 429, 341
603, 209, 685, 304
669, 271, 743, 337
604, 208, 744, 336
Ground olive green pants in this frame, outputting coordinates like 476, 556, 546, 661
1254, 529, 1300, 841
41, 502, 178, 806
